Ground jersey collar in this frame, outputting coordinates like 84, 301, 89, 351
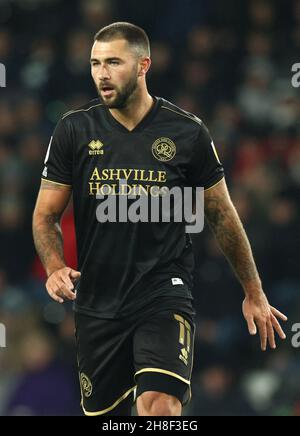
103, 96, 161, 133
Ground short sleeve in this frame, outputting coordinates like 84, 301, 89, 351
41, 119, 73, 186
186, 123, 224, 190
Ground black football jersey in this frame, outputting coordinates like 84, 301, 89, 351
42, 97, 224, 318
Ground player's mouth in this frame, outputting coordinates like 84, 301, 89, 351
101, 86, 115, 97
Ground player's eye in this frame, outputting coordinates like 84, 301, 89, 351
109, 60, 120, 65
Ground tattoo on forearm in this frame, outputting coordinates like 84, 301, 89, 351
205, 196, 260, 285
33, 212, 65, 274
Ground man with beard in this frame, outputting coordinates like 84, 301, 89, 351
33, 22, 287, 416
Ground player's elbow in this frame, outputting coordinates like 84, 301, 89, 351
32, 206, 59, 229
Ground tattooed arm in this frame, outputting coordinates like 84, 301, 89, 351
33, 180, 80, 303
204, 178, 287, 350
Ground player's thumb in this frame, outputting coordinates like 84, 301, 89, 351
69, 269, 81, 280
247, 318, 257, 336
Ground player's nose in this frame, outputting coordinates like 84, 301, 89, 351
98, 65, 110, 80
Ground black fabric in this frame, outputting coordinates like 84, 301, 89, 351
75, 297, 195, 416
42, 96, 224, 318
103, 398, 132, 416
136, 372, 187, 406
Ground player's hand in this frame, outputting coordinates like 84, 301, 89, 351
242, 293, 288, 351
46, 267, 81, 303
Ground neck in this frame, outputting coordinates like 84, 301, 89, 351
109, 87, 154, 131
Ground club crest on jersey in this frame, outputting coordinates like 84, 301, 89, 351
80, 372, 93, 398
88, 140, 104, 156
152, 137, 176, 162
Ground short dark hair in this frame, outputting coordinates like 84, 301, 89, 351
94, 22, 150, 58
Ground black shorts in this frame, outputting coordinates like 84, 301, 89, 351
74, 297, 196, 416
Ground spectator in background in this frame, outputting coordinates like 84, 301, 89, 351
0, 0, 299, 416
4, 331, 81, 416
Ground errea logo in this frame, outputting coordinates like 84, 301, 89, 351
88, 140, 104, 156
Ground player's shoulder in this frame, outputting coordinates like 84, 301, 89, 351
60, 98, 104, 123
159, 97, 204, 129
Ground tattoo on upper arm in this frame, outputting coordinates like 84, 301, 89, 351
46, 213, 60, 226
205, 195, 238, 249
205, 192, 233, 231
205, 196, 226, 228
33, 181, 71, 274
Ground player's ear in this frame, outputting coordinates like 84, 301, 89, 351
138, 57, 151, 77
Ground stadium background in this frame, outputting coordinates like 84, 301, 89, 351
0, 0, 299, 416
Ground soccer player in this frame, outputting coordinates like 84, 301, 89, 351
32, 22, 287, 416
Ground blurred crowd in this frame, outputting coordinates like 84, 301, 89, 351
0, 0, 299, 416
